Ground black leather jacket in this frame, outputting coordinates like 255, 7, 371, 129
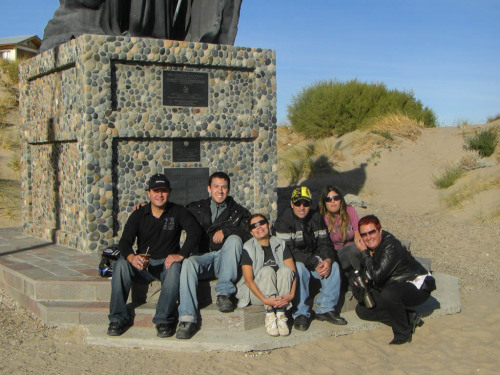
359, 230, 428, 288
186, 196, 251, 253
274, 207, 336, 270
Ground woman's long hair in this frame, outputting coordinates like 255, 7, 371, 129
319, 186, 349, 241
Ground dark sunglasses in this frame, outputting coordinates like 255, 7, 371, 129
360, 229, 378, 238
293, 200, 311, 207
325, 195, 341, 202
249, 219, 268, 230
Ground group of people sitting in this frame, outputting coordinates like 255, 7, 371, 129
107, 171, 434, 345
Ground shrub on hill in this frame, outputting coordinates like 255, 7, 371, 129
287, 79, 437, 138
465, 127, 498, 158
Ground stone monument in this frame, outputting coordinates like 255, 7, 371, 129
19, 34, 277, 252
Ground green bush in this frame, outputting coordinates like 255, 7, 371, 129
432, 165, 464, 189
287, 79, 437, 138
487, 113, 500, 123
465, 128, 498, 157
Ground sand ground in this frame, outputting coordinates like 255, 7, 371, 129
1, 124, 499, 374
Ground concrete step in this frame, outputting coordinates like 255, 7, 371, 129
36, 299, 267, 330
2, 258, 357, 331
35, 288, 357, 330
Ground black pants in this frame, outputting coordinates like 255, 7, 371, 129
355, 282, 430, 340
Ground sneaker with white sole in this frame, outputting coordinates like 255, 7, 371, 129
276, 312, 289, 336
265, 312, 279, 337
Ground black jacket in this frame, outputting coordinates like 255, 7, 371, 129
186, 196, 251, 252
118, 202, 202, 260
359, 230, 428, 288
274, 207, 335, 270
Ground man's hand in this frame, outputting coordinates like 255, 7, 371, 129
132, 202, 147, 211
356, 237, 368, 252
316, 258, 332, 278
127, 254, 146, 271
164, 254, 184, 269
212, 229, 225, 244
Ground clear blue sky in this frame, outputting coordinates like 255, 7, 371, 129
2, 0, 499, 125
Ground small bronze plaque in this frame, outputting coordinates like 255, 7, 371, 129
172, 139, 201, 162
165, 168, 209, 206
163, 71, 209, 107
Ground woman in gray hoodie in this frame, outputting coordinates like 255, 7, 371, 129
237, 214, 297, 336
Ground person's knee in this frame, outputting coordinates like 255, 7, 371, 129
380, 286, 400, 303
277, 265, 294, 279
259, 266, 276, 279
114, 256, 132, 275
163, 262, 182, 281
180, 257, 198, 277
224, 234, 243, 249
330, 261, 340, 275
295, 261, 307, 275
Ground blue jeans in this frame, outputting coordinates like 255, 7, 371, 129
108, 256, 181, 325
292, 261, 341, 318
178, 235, 242, 323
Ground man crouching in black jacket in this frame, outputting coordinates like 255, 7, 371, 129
274, 186, 347, 331
355, 214, 433, 345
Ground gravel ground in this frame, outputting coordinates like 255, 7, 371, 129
0, 206, 498, 374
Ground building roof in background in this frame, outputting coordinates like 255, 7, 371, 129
0, 35, 40, 47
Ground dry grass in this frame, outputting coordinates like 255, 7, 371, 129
441, 175, 500, 208
277, 126, 306, 149
458, 151, 495, 171
369, 113, 425, 141
0, 124, 20, 150
351, 114, 425, 155
0, 180, 21, 221
277, 125, 346, 185
278, 140, 341, 185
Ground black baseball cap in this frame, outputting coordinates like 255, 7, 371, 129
147, 174, 170, 190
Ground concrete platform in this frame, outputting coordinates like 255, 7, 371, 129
0, 227, 461, 352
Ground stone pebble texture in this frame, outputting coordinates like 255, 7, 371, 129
19, 34, 277, 252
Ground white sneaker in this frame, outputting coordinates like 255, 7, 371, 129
265, 312, 279, 336
276, 312, 289, 336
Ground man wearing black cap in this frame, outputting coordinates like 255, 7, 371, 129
107, 173, 201, 338
274, 186, 347, 331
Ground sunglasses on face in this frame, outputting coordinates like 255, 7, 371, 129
360, 229, 378, 238
293, 200, 311, 207
249, 219, 268, 230
325, 195, 341, 202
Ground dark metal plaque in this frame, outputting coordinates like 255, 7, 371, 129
165, 168, 209, 206
172, 139, 201, 162
163, 71, 209, 107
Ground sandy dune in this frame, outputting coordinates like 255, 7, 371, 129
1, 123, 499, 373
